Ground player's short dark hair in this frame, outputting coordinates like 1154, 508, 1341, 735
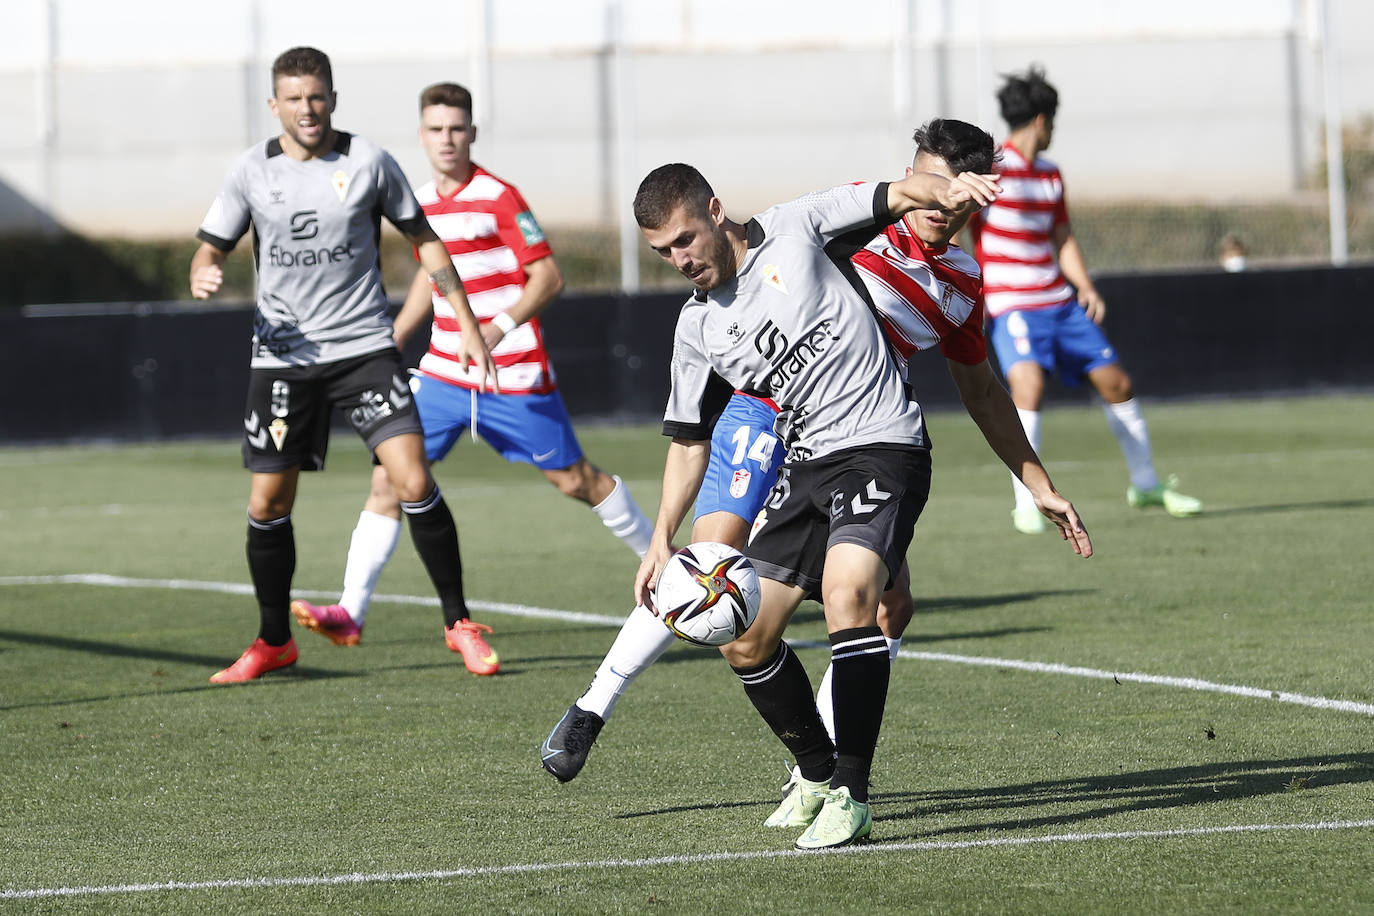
912, 118, 998, 175
997, 65, 1058, 129
271, 47, 333, 93
633, 164, 715, 229
420, 82, 473, 116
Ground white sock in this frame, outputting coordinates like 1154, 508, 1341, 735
1011, 407, 1042, 510
591, 475, 654, 558
1104, 398, 1159, 491
576, 604, 678, 720
815, 636, 902, 743
338, 510, 401, 625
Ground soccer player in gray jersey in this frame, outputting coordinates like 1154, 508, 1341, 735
189, 46, 498, 683
631, 163, 1093, 848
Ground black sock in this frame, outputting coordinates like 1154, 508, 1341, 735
401, 486, 468, 627
828, 626, 890, 803
246, 515, 294, 646
733, 642, 835, 781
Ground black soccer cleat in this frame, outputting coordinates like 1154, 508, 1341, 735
540, 704, 605, 782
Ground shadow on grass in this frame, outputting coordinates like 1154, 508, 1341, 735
616, 753, 1374, 829
1200, 497, 1374, 518
0, 665, 355, 711
871, 752, 1374, 841
789, 589, 1092, 628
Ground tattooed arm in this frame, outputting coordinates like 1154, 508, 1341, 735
406, 225, 498, 391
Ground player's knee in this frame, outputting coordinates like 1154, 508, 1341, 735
385, 465, 434, 504
718, 633, 776, 669
248, 495, 292, 521
821, 583, 880, 630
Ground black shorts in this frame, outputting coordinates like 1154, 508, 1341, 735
241, 349, 422, 473
745, 444, 931, 595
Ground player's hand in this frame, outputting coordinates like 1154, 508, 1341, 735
943, 172, 1001, 214
634, 541, 676, 611
1036, 492, 1094, 558
458, 334, 500, 393
1079, 288, 1107, 325
189, 264, 223, 300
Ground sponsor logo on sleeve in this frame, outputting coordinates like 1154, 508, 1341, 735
515, 211, 546, 246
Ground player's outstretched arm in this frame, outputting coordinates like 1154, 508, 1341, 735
635, 437, 711, 609
189, 242, 226, 300
947, 358, 1093, 557
886, 171, 1001, 221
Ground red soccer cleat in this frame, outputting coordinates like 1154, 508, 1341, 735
444, 619, 500, 676
210, 637, 299, 684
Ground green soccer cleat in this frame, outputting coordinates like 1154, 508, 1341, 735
1011, 506, 1048, 534
764, 774, 830, 828
1127, 474, 1202, 518
794, 786, 872, 849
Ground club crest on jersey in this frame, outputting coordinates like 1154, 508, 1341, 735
268, 418, 289, 451
331, 170, 350, 202
725, 322, 742, 342
761, 264, 788, 294
729, 468, 752, 499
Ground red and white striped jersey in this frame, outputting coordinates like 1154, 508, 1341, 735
414, 164, 557, 394
969, 142, 1074, 318
850, 217, 987, 372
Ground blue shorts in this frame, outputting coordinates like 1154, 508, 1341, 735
695, 394, 784, 524
989, 300, 1117, 387
410, 374, 584, 469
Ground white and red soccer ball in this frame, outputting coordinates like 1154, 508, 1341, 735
653, 541, 761, 647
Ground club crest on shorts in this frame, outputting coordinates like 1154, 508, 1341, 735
268, 418, 289, 451
729, 467, 752, 498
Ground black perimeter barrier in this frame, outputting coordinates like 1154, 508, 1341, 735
2, 265, 1372, 445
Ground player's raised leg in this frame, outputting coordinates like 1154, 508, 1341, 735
291, 465, 399, 646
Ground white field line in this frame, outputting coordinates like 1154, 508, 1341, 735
3, 574, 1372, 718
4, 819, 1373, 901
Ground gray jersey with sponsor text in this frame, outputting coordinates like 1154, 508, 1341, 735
663, 182, 927, 461
196, 132, 430, 368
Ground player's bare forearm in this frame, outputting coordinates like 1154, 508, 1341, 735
634, 437, 710, 608
393, 267, 436, 351
887, 171, 1000, 220
949, 359, 1054, 495
1054, 228, 1106, 322
188, 243, 226, 300
512, 256, 564, 324
483, 257, 565, 349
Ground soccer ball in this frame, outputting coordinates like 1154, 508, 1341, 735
653, 541, 761, 647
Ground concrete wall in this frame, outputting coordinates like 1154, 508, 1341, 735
1, 0, 1372, 237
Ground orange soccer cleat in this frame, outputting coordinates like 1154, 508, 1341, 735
209, 637, 299, 684
444, 619, 500, 676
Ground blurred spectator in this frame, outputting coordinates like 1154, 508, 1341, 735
1219, 233, 1248, 272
